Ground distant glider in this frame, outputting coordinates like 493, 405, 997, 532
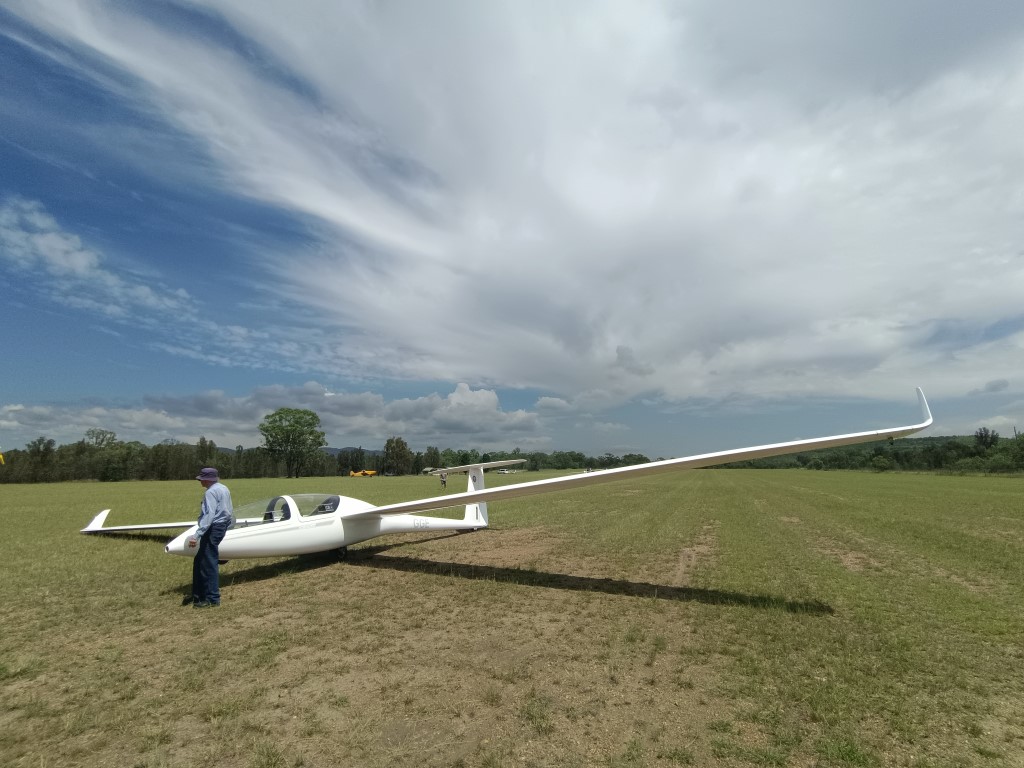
349, 469, 377, 477
82, 389, 933, 561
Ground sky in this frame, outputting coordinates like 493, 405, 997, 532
1, 0, 1023, 459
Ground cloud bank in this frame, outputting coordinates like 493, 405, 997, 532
1, 1, 1023, 452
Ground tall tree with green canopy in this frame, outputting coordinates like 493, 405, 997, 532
423, 446, 441, 469
258, 408, 328, 477
382, 436, 414, 476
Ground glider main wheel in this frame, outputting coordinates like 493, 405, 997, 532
337, 546, 349, 561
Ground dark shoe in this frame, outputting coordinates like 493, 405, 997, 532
193, 600, 219, 608
181, 595, 196, 606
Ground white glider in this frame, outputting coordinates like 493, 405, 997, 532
81, 389, 932, 560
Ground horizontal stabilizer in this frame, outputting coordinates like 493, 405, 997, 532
430, 459, 527, 474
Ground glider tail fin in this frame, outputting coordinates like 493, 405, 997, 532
457, 459, 528, 526
429, 459, 526, 528
464, 465, 488, 527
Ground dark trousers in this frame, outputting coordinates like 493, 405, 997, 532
192, 523, 229, 604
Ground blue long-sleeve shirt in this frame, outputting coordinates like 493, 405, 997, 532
196, 482, 234, 538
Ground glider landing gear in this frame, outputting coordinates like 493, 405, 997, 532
337, 546, 349, 561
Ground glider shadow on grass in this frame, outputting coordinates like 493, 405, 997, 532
161, 532, 461, 595
348, 551, 835, 615
91, 531, 176, 544
184, 534, 833, 615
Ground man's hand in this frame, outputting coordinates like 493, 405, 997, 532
187, 536, 198, 549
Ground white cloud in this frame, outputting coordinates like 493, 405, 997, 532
536, 397, 573, 413
48, 382, 540, 454
590, 421, 629, 434
2, 1, 1024, 452
0, 197, 197, 318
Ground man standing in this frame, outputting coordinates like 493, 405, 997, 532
184, 467, 234, 608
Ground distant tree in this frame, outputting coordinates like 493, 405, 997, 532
458, 449, 480, 466
337, 447, 371, 475
870, 455, 894, 472
258, 408, 327, 477
84, 428, 118, 448
336, 449, 353, 475
99, 440, 147, 481
424, 446, 441, 469
195, 436, 218, 467
26, 436, 57, 482
304, 447, 334, 477
952, 455, 986, 474
550, 450, 586, 469
383, 436, 414, 475
527, 451, 547, 471
1010, 431, 1024, 471
986, 453, 1015, 473
620, 453, 650, 466
369, 452, 384, 473
974, 427, 999, 451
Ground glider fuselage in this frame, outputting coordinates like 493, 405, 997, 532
160, 493, 484, 559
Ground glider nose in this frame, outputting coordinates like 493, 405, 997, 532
165, 530, 198, 557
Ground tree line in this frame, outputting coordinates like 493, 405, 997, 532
0, 433, 653, 483
721, 428, 1024, 474
1, 410, 1021, 483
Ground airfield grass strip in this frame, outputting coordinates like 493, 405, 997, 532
1, 471, 1023, 767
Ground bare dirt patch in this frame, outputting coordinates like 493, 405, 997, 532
832, 526, 996, 593
196, 527, 748, 767
673, 522, 720, 587
814, 537, 883, 572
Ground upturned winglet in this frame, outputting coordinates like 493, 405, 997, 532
81, 509, 112, 532
916, 387, 933, 428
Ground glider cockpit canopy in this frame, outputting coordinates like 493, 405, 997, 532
235, 494, 343, 527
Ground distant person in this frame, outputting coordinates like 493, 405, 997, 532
439, 471, 448, 490
184, 467, 234, 608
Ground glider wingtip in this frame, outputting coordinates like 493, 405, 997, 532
81, 509, 111, 533
915, 387, 933, 427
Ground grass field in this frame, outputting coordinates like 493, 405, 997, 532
2, 470, 1023, 768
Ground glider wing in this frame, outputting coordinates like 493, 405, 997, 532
345, 388, 933, 520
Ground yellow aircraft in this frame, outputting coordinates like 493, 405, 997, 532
349, 469, 377, 477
